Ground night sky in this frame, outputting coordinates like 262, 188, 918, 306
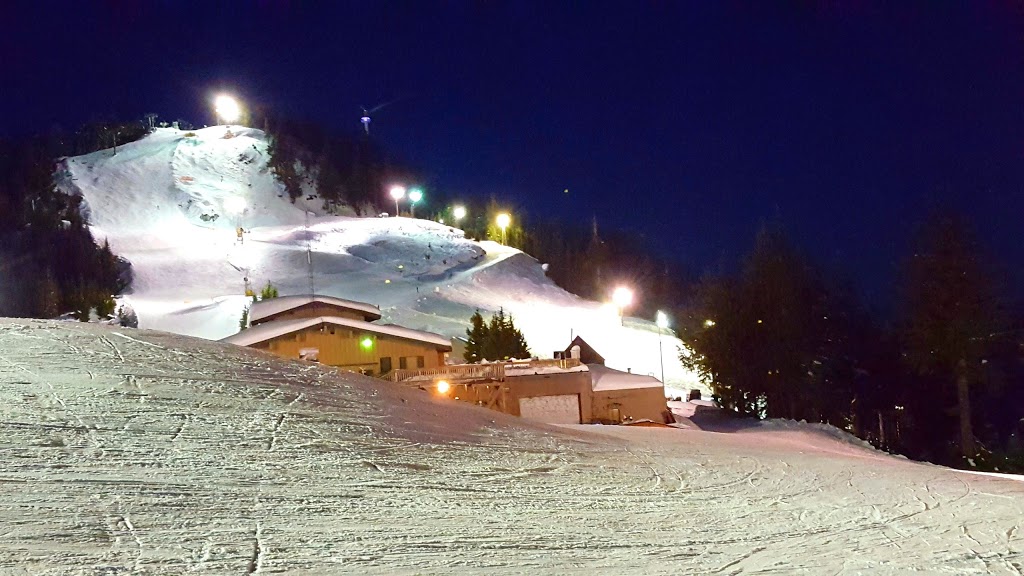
5, 2, 1023, 309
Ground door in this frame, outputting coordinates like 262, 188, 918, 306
518, 395, 581, 424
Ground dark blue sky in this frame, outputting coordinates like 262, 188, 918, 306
4, 2, 1023, 308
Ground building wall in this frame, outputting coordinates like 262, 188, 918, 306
592, 387, 669, 424
254, 302, 371, 326
505, 372, 593, 424
262, 324, 447, 376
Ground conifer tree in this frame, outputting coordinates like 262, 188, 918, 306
464, 311, 487, 362
464, 308, 531, 362
900, 213, 997, 460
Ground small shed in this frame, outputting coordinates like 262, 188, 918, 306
588, 364, 668, 424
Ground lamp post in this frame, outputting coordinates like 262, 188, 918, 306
612, 286, 633, 326
656, 310, 669, 384
389, 185, 406, 217
496, 212, 511, 245
408, 188, 423, 218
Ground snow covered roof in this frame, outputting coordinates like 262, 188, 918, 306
588, 363, 665, 391
222, 315, 452, 350
249, 295, 382, 324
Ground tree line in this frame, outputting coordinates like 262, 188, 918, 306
263, 116, 420, 214
0, 130, 131, 320
675, 215, 1024, 472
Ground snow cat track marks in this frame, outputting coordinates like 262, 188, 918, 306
266, 413, 286, 450
712, 545, 768, 575
0, 348, 101, 452
246, 522, 264, 575
169, 414, 189, 442
118, 514, 144, 573
98, 335, 125, 363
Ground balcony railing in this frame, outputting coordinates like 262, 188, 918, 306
383, 357, 581, 384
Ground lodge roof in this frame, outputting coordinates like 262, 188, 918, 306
248, 295, 382, 324
222, 315, 452, 351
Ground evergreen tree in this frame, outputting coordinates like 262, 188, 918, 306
463, 309, 531, 362
900, 212, 997, 460
260, 281, 279, 300
679, 225, 857, 424
464, 311, 487, 362
33, 267, 60, 319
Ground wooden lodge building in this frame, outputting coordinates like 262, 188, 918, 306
225, 299, 667, 426
223, 295, 452, 376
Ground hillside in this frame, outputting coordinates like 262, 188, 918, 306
60, 126, 705, 396
1, 319, 1021, 574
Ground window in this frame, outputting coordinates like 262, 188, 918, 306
399, 357, 408, 369
416, 356, 425, 368
380, 357, 392, 374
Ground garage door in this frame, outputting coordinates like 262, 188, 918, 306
518, 395, 581, 424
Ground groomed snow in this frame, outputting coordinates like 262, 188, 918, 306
60, 127, 708, 397
1, 320, 1022, 574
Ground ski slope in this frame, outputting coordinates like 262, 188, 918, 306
60, 127, 705, 397
1, 319, 1021, 574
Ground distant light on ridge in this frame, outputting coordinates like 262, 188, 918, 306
215, 94, 241, 124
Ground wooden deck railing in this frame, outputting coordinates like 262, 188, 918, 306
383, 357, 581, 384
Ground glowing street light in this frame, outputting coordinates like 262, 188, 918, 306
612, 286, 633, 326
214, 94, 240, 125
408, 188, 423, 218
496, 212, 511, 245
656, 310, 670, 383
436, 380, 451, 395
452, 205, 467, 222
389, 185, 406, 217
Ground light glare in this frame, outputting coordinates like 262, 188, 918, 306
408, 188, 423, 203
436, 380, 451, 394
389, 186, 406, 201
656, 311, 670, 329
215, 95, 240, 123
453, 205, 467, 220
496, 213, 511, 229
612, 286, 633, 309
224, 196, 246, 214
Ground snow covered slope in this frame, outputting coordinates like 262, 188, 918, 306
61, 127, 705, 396
1, 319, 1021, 574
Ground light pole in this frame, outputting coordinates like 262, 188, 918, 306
408, 188, 423, 218
214, 94, 241, 126
612, 286, 633, 326
496, 212, 511, 245
656, 310, 669, 384
389, 185, 406, 217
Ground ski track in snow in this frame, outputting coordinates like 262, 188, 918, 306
0, 319, 1022, 574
